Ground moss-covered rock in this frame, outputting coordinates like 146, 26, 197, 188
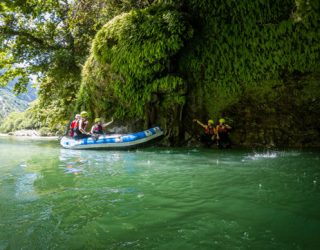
182, 0, 320, 147
76, 3, 193, 144
224, 73, 320, 147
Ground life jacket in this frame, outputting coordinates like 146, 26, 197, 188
76, 119, 88, 136
216, 124, 228, 134
92, 124, 103, 134
69, 119, 79, 137
204, 125, 215, 135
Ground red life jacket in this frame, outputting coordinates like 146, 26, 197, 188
92, 124, 103, 134
217, 125, 228, 134
70, 120, 79, 137
204, 125, 215, 135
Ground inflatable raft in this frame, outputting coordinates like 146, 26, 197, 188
60, 127, 163, 149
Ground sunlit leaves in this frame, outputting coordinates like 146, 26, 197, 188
81, 3, 193, 120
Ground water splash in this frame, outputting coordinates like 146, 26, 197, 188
245, 151, 278, 161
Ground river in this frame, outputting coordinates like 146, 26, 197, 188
0, 137, 319, 249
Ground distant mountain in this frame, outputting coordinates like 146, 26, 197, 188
0, 88, 29, 122
0, 70, 37, 121
0, 70, 38, 122
5, 78, 38, 102
0, 69, 37, 102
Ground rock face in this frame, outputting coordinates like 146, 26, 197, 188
188, 74, 320, 148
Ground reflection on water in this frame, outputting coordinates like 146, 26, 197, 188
15, 172, 39, 201
0, 137, 320, 249
58, 148, 140, 178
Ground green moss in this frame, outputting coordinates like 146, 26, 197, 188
78, 3, 192, 126
181, 0, 320, 118
73, 0, 320, 145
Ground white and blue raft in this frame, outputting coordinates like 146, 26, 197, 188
60, 127, 163, 149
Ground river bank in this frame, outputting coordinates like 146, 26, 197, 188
1, 129, 319, 149
0, 129, 59, 140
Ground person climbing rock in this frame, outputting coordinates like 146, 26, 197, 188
215, 118, 232, 148
193, 119, 216, 147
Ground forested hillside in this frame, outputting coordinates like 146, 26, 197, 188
6, 79, 37, 103
0, 77, 37, 124
1, 0, 319, 146
0, 88, 28, 122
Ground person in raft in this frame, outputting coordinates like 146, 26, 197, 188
215, 118, 232, 148
74, 111, 91, 139
69, 114, 81, 137
193, 118, 216, 147
90, 117, 114, 135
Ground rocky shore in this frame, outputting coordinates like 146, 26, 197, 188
1, 129, 59, 140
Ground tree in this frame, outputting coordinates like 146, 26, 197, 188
0, 0, 157, 92
0, 0, 155, 130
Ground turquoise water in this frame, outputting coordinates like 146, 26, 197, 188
0, 137, 320, 250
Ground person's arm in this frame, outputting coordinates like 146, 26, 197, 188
211, 127, 217, 140
193, 119, 206, 129
225, 124, 232, 130
79, 120, 90, 135
102, 117, 114, 128
90, 125, 95, 134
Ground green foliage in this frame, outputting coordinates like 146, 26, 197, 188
0, 99, 66, 134
2, 0, 320, 146
180, 0, 320, 116
147, 76, 186, 107
0, 110, 36, 133
80, 4, 192, 120
1, 0, 159, 132
1, 0, 157, 92
38, 127, 52, 136
92, 6, 193, 77
76, 55, 119, 120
